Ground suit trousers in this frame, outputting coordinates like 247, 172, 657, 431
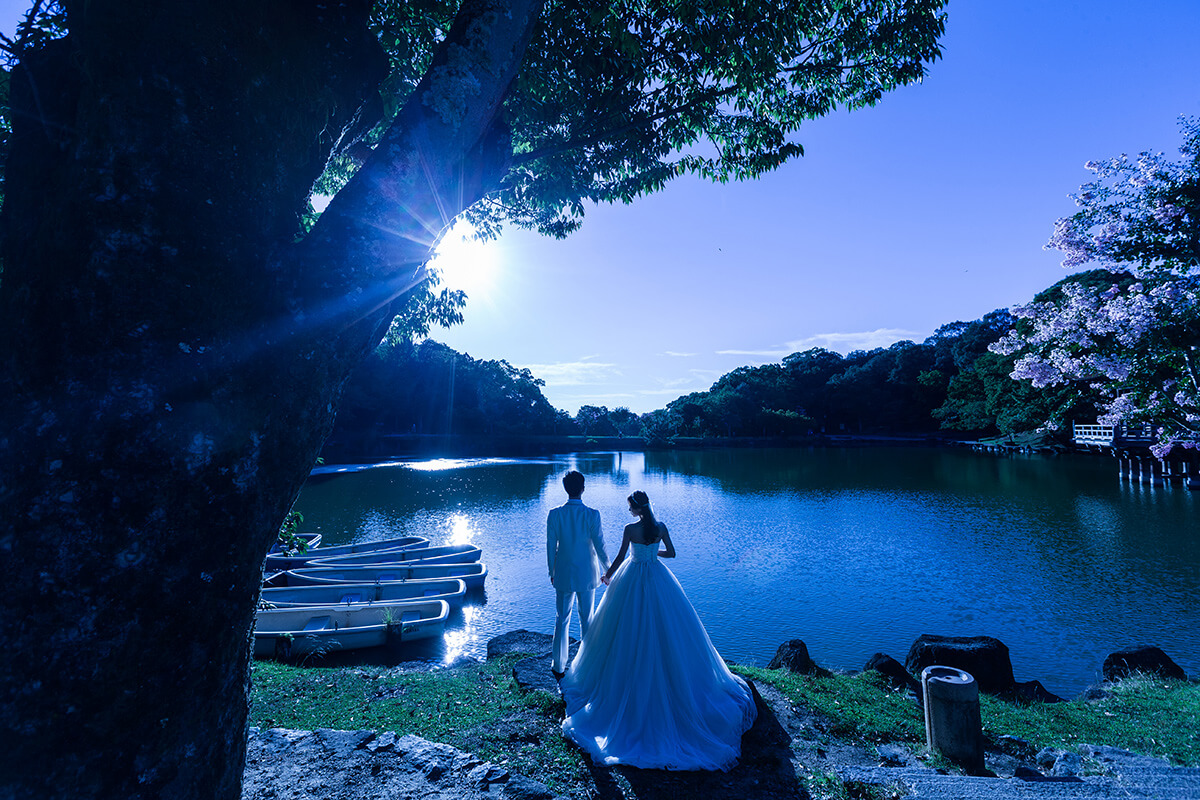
552, 586, 595, 673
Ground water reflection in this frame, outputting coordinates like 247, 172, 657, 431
293, 448, 1200, 695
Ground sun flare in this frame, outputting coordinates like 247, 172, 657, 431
432, 223, 500, 298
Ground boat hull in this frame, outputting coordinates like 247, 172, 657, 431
308, 543, 481, 568
263, 535, 429, 571
280, 562, 488, 590
253, 600, 449, 658
259, 578, 467, 609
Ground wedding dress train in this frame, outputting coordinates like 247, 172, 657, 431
559, 542, 757, 771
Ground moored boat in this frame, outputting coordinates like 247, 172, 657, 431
263, 534, 429, 571
259, 578, 467, 609
307, 543, 481, 568
276, 561, 488, 590
253, 600, 450, 658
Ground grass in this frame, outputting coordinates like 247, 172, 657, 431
251, 658, 1200, 798
734, 665, 927, 745
979, 674, 1200, 766
734, 665, 1200, 768
250, 656, 589, 794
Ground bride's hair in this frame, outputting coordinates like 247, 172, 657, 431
628, 490, 660, 544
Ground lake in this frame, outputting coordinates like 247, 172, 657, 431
293, 447, 1199, 696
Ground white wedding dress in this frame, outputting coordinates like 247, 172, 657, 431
559, 541, 757, 771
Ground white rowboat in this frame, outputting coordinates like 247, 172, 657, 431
308, 543, 481, 568
253, 600, 449, 658
263, 535, 429, 571
259, 578, 467, 609
280, 561, 488, 590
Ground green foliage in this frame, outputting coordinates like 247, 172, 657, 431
306, 0, 946, 240
250, 657, 592, 793
735, 665, 926, 745
274, 511, 308, 556
739, 666, 1200, 769
331, 338, 560, 442
979, 676, 1200, 767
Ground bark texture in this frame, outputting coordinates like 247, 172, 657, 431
0, 1, 539, 797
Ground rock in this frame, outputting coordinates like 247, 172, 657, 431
1036, 747, 1060, 770
876, 744, 911, 767
512, 655, 562, 694
1052, 751, 1082, 778
1009, 679, 1065, 704
487, 630, 554, 659
863, 652, 919, 692
994, 734, 1035, 760
1080, 686, 1110, 702
1102, 646, 1187, 682
904, 634, 1015, 694
768, 639, 825, 675
501, 774, 558, 800
242, 728, 560, 800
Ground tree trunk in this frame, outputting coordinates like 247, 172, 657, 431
0, 1, 539, 797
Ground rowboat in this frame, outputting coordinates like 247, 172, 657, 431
259, 578, 467, 609
277, 561, 488, 590
263, 535, 429, 571
308, 543, 481, 568
253, 600, 450, 658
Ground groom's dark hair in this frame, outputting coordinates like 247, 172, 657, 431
563, 470, 585, 497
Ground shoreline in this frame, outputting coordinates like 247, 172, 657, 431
247, 630, 1200, 800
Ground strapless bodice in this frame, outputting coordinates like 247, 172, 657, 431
631, 541, 659, 562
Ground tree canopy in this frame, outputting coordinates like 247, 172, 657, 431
993, 117, 1200, 455
0, 3, 948, 798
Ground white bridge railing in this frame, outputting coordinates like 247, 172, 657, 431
1072, 423, 1114, 445
1072, 422, 1156, 446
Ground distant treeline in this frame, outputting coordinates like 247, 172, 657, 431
327, 275, 1107, 451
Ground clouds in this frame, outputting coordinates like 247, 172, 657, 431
518, 357, 618, 387
717, 328, 927, 359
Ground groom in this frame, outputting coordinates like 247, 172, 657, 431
546, 470, 608, 679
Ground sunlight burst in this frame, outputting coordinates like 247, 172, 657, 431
432, 222, 500, 298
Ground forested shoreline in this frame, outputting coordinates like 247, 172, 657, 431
323, 271, 1116, 461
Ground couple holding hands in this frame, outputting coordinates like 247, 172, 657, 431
545, 470, 757, 772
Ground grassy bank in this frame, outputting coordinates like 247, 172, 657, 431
250, 659, 1199, 798
731, 666, 1200, 767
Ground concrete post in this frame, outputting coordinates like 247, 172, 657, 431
922, 665, 983, 772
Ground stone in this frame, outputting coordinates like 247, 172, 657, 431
904, 635, 1015, 694
863, 652, 919, 692
512, 655, 561, 694
1010, 679, 1065, 704
767, 639, 825, 674
1036, 747, 1061, 770
1052, 751, 1082, 778
995, 734, 1035, 759
487, 630, 554, 659
1102, 646, 1188, 682
876, 744, 911, 766
241, 727, 559, 800
501, 774, 558, 800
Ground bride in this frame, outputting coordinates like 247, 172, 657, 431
559, 490, 757, 771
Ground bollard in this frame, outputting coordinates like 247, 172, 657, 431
922, 665, 983, 772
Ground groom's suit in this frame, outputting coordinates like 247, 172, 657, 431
547, 497, 608, 673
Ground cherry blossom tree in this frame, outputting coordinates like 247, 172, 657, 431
991, 117, 1200, 456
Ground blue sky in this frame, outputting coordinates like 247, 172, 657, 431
6, 2, 1199, 414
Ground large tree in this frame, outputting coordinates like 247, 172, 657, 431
0, 1, 945, 797
992, 117, 1200, 454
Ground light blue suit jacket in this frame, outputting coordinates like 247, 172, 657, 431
547, 498, 607, 594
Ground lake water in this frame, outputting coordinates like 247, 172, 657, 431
293, 447, 1199, 696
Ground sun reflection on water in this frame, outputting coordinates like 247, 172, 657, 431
445, 512, 477, 546
442, 605, 482, 665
